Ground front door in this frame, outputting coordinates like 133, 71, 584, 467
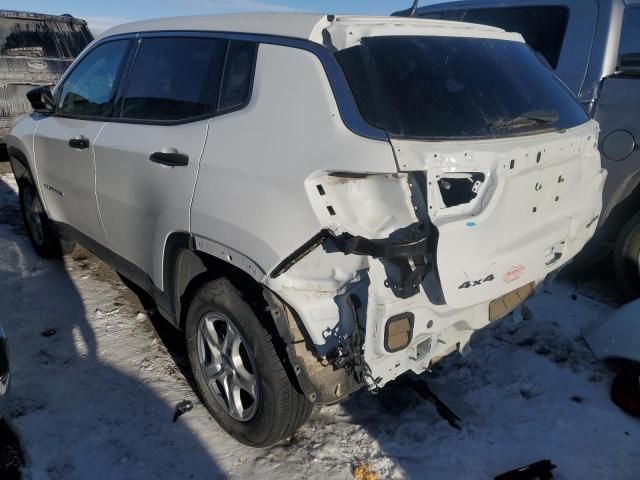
34, 39, 131, 245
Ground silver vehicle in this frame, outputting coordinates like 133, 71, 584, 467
8, 14, 604, 446
0, 10, 93, 145
403, 0, 640, 298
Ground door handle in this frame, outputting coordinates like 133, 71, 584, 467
68, 136, 90, 150
150, 149, 189, 167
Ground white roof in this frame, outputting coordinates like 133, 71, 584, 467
101, 13, 524, 49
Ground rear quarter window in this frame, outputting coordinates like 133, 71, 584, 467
421, 6, 569, 69
218, 41, 258, 112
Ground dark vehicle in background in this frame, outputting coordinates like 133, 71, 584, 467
0, 323, 8, 408
396, 0, 640, 298
0, 10, 93, 146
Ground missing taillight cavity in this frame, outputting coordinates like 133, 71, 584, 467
437, 173, 485, 208
384, 313, 415, 353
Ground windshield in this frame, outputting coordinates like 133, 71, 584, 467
336, 36, 589, 141
0, 14, 93, 59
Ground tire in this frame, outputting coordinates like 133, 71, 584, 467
185, 278, 312, 447
615, 211, 640, 300
18, 180, 71, 259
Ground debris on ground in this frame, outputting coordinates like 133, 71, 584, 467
494, 459, 557, 480
352, 462, 378, 480
173, 400, 194, 423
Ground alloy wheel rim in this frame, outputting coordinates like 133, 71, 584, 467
24, 188, 44, 246
197, 312, 259, 422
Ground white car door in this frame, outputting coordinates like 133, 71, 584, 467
34, 39, 131, 245
94, 36, 229, 289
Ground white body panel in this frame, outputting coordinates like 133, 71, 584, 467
393, 124, 605, 309
32, 117, 108, 245
94, 121, 209, 288
262, 125, 605, 384
190, 44, 397, 276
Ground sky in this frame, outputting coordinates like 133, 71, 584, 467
2, 0, 445, 34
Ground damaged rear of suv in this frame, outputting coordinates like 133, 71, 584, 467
10, 14, 605, 447
190, 17, 605, 444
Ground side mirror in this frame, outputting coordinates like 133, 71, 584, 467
26, 86, 55, 114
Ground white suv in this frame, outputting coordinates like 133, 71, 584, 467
8, 13, 606, 446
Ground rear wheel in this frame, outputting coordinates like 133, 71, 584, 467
615, 212, 640, 300
19, 181, 72, 258
185, 278, 312, 447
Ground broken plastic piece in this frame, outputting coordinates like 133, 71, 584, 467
333, 223, 428, 259
494, 460, 557, 480
172, 400, 194, 422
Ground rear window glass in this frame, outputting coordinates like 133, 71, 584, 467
619, 7, 640, 68
336, 36, 588, 141
121, 37, 226, 121
421, 7, 569, 69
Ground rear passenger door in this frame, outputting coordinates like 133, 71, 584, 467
93, 36, 227, 289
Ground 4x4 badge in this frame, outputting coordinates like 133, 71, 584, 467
458, 274, 495, 289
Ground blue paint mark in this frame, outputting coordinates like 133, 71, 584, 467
466, 222, 477, 227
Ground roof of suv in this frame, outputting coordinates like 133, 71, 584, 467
101, 13, 523, 48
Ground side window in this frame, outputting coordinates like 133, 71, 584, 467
120, 37, 227, 121
421, 7, 569, 69
218, 41, 258, 112
619, 8, 640, 68
56, 40, 129, 117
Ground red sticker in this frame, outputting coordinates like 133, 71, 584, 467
503, 265, 525, 284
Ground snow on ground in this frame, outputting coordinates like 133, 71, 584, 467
0, 166, 639, 480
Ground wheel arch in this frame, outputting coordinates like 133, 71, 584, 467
7, 146, 35, 187
163, 233, 359, 404
163, 232, 272, 331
